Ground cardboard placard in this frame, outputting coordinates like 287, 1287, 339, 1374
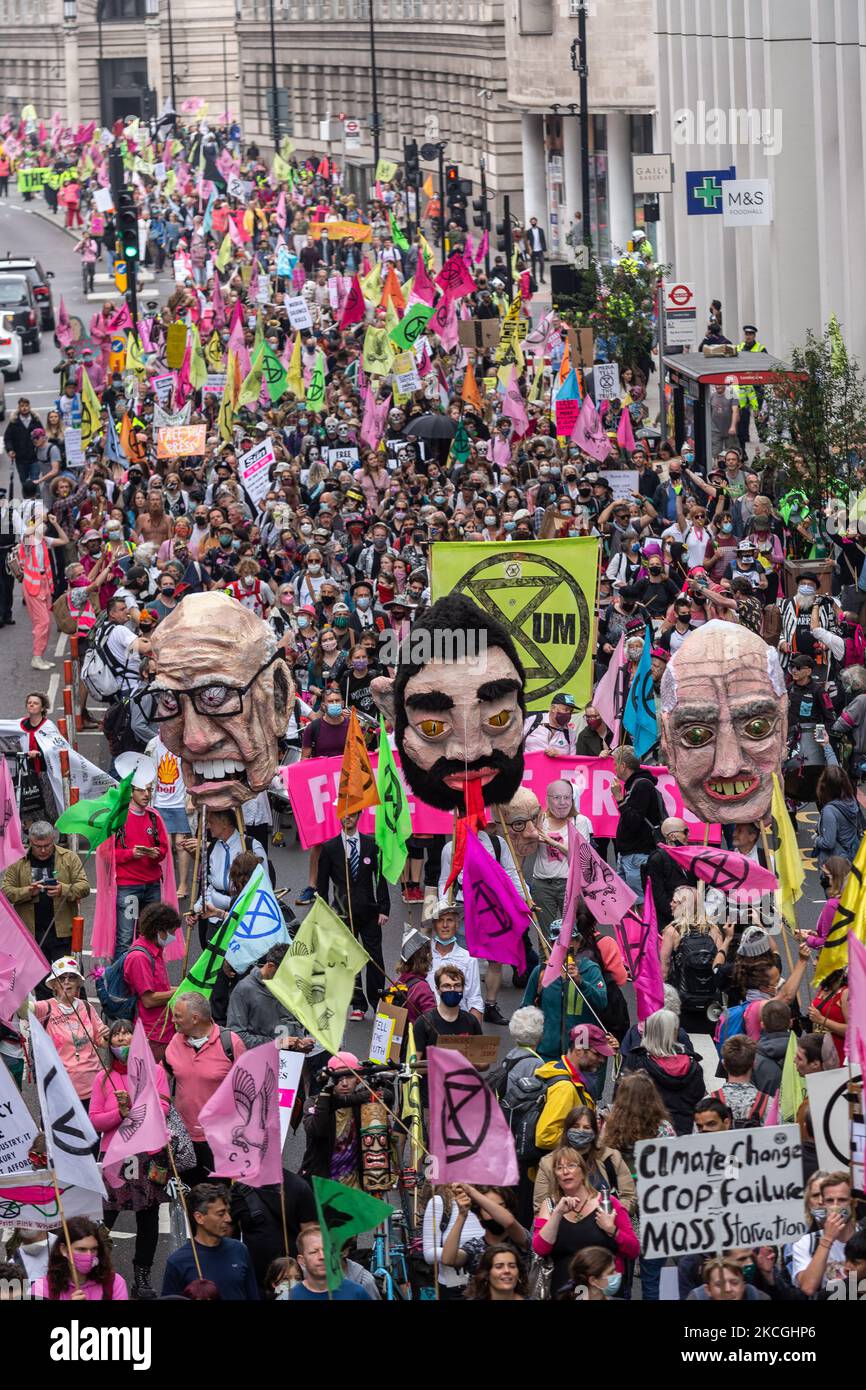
368, 1001, 408, 1066
567, 327, 594, 369
156, 424, 207, 459
435, 1034, 500, 1069
458, 318, 501, 352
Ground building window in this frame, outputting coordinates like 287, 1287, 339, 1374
518, 0, 552, 34
101, 0, 146, 17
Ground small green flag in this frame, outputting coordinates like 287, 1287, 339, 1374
54, 773, 134, 853
450, 418, 471, 465
388, 302, 434, 353
305, 349, 327, 414
312, 1177, 392, 1290
171, 868, 262, 1005
261, 342, 288, 403
389, 210, 410, 253
264, 897, 368, 1055
236, 343, 264, 408
374, 718, 411, 883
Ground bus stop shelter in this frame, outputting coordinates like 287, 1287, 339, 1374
661, 352, 808, 470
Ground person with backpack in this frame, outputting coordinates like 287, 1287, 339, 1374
660, 886, 728, 1034
620, 1008, 706, 1136
611, 747, 664, 901
113, 763, 169, 959
486, 1005, 545, 1224
165, 991, 246, 1188
31, 957, 108, 1106
752, 998, 793, 1096
533, 1024, 613, 1156
711, 1035, 774, 1128
119, 902, 179, 1063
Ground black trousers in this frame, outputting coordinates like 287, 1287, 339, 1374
0, 564, 14, 622
350, 916, 385, 1012
530, 248, 546, 282
103, 1202, 160, 1268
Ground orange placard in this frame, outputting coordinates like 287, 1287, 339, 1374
156, 425, 207, 459
308, 219, 373, 242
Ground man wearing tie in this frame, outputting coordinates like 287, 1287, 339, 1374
317, 810, 390, 1021
187, 807, 267, 948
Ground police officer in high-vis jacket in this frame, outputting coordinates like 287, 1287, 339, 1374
735, 324, 768, 451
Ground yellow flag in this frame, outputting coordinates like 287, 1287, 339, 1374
125, 332, 147, 378
383, 297, 400, 337
236, 344, 264, 408
779, 1031, 806, 1123
286, 332, 304, 400
279, 135, 295, 160
164, 168, 176, 198
218, 349, 237, 442
528, 363, 544, 403
418, 232, 435, 271
216, 233, 232, 271
204, 331, 225, 371
360, 261, 382, 304
265, 898, 368, 1056
273, 152, 292, 184
80, 367, 101, 449
770, 772, 804, 928
188, 324, 208, 391
814, 829, 866, 984
401, 1023, 424, 1170
375, 158, 398, 183
362, 326, 395, 377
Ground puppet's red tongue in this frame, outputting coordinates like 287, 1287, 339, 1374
444, 777, 488, 890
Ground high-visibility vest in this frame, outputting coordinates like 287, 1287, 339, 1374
18, 540, 52, 596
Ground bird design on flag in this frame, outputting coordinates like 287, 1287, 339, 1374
578, 841, 617, 906
118, 1056, 149, 1142
230, 1061, 277, 1159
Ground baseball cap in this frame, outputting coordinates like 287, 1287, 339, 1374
790, 654, 815, 671
551, 692, 575, 707
569, 1023, 614, 1056
327, 1050, 361, 1072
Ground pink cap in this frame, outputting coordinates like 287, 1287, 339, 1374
327, 1050, 361, 1072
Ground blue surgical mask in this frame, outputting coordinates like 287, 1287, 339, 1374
605, 1272, 622, 1296
433, 494, 445, 505
297, 615, 309, 629
355, 596, 370, 611
440, 989, 463, 1008
326, 703, 342, 718
722, 523, 733, 534
503, 520, 516, 532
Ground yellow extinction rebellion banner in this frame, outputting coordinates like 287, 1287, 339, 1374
431, 538, 600, 711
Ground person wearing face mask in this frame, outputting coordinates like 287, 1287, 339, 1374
294, 547, 329, 608
640, 817, 694, 928
605, 530, 643, 590
634, 553, 679, 621
343, 642, 377, 721
533, 1024, 614, 1155
226, 558, 275, 620
117, 902, 179, 1061
657, 598, 695, 657
596, 584, 646, 666
32, 1217, 129, 1302
779, 572, 839, 673
151, 571, 180, 621
422, 903, 484, 1021
533, 1104, 636, 1217
32, 957, 109, 1104
307, 629, 348, 711
441, 1182, 530, 1279
523, 693, 579, 759
348, 579, 384, 636
89, 1014, 172, 1300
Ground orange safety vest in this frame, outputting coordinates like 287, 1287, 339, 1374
18, 540, 52, 596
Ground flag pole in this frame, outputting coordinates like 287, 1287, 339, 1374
50, 1169, 81, 1294
758, 820, 799, 983
182, 808, 206, 978
167, 1142, 203, 1279
279, 1172, 291, 1258
234, 805, 247, 852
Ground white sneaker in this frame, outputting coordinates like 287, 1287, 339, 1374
31, 655, 53, 670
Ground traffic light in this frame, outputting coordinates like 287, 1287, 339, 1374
496, 218, 510, 255
117, 189, 139, 264
472, 196, 490, 231
404, 140, 420, 185
445, 164, 467, 229
142, 86, 156, 120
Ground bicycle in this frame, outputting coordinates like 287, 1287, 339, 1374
369, 1209, 413, 1301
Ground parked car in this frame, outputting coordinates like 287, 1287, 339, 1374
0, 256, 55, 329
0, 311, 23, 381
0, 276, 41, 353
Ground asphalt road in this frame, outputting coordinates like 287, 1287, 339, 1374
0, 197, 824, 1296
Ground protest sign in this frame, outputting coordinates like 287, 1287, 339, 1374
92, 186, 115, 213
238, 437, 276, 508
152, 373, 174, 406
0, 1059, 39, 1174
806, 1065, 865, 1194
63, 426, 83, 470
435, 1035, 500, 1069
156, 424, 206, 459
165, 322, 188, 370
285, 296, 312, 331
554, 396, 581, 436
16, 168, 48, 193
593, 361, 621, 401
282, 750, 719, 850
326, 445, 360, 469
227, 173, 245, 200
393, 350, 422, 394
432, 538, 599, 708
368, 1002, 408, 1066
458, 318, 501, 353
600, 470, 639, 501
278, 1049, 304, 1147
309, 219, 372, 242
203, 372, 227, 396
635, 1124, 806, 1258
0, 1173, 103, 1230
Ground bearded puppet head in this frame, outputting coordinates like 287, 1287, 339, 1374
149, 592, 293, 809
659, 619, 787, 825
371, 593, 526, 814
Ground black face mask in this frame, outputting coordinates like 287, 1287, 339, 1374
480, 1217, 506, 1237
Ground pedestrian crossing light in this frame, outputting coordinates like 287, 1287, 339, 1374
114, 259, 128, 293
117, 189, 139, 263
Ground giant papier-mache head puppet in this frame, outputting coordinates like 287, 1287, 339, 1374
371, 593, 527, 814
659, 619, 787, 825
149, 591, 294, 810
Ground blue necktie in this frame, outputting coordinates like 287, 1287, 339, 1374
349, 838, 360, 880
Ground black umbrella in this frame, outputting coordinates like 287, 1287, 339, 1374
405, 412, 457, 464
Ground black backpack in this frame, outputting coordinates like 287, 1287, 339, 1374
502, 1071, 561, 1165
103, 694, 146, 757
672, 929, 718, 1010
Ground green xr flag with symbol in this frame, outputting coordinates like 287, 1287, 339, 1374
170, 865, 262, 1004
312, 1177, 391, 1290
388, 302, 434, 353
54, 773, 134, 854
261, 342, 288, 403
374, 717, 412, 883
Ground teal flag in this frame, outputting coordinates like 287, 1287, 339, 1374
622, 627, 657, 759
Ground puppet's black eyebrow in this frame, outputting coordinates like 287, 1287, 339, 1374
405, 692, 455, 712
476, 679, 522, 702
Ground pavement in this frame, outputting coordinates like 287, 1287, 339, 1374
0, 197, 823, 1296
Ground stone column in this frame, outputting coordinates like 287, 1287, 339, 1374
520, 110, 548, 235
63, 22, 80, 127
606, 110, 634, 254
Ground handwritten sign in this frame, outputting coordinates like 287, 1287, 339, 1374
436, 1035, 500, 1069
156, 424, 207, 459
285, 296, 312, 331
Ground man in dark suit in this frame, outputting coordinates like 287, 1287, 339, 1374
526, 217, 548, 284
316, 810, 390, 1021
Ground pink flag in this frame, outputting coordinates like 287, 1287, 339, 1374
105, 302, 132, 334
574, 827, 637, 925
615, 891, 664, 1022
199, 1041, 281, 1188
435, 252, 477, 300
475, 229, 489, 265
462, 832, 530, 972
0, 893, 50, 1021
592, 634, 626, 744
0, 759, 25, 873
55, 296, 73, 349
502, 366, 529, 438
360, 391, 390, 450
662, 844, 778, 897
616, 405, 635, 453
571, 393, 612, 462
847, 933, 866, 1077
412, 253, 436, 306
542, 822, 582, 986
462, 233, 475, 266
91, 838, 181, 961
211, 274, 226, 329
103, 1019, 169, 1189
428, 1046, 519, 1185
228, 216, 243, 248
429, 292, 458, 351
275, 191, 287, 230
340, 275, 366, 329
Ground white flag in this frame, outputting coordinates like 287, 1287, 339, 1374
30, 1013, 105, 1196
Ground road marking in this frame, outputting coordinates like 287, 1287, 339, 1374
47, 671, 59, 712
55, 632, 68, 658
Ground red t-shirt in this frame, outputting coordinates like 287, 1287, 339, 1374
123, 936, 175, 1046
114, 807, 169, 885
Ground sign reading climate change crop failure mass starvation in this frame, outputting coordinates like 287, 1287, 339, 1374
431, 538, 599, 709
635, 1124, 807, 1259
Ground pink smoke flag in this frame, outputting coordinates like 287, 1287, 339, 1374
592, 634, 626, 745
616, 404, 636, 454
340, 275, 366, 329
275, 191, 287, 229
462, 832, 530, 972
662, 844, 778, 898
199, 1041, 281, 1188
571, 393, 612, 462
462, 232, 475, 266
412, 253, 436, 306
542, 822, 582, 986
848, 933, 866, 1077
0, 893, 50, 1022
0, 759, 25, 873
55, 297, 73, 349
429, 292, 459, 351
102, 1019, 170, 1189
361, 391, 390, 451
427, 1046, 519, 1186
574, 827, 637, 925
615, 890, 664, 1022
502, 366, 529, 438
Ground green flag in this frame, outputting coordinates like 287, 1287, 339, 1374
264, 897, 368, 1055
170, 867, 262, 1005
374, 717, 411, 883
236, 343, 264, 408
261, 342, 288, 403
449, 418, 471, 465
389, 210, 409, 253
305, 349, 327, 414
388, 302, 434, 353
362, 326, 395, 377
54, 773, 134, 853
312, 1177, 392, 1290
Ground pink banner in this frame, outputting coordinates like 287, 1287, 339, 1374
282, 752, 721, 849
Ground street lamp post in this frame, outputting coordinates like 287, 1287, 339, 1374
268, 0, 278, 147
368, 0, 381, 169
144, 0, 177, 111
570, 0, 592, 250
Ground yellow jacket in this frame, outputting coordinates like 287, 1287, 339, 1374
2, 845, 90, 941
534, 1055, 596, 1153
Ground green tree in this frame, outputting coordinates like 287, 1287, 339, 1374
557, 247, 669, 374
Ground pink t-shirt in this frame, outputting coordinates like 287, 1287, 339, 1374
165, 1025, 246, 1141
32, 1273, 128, 1301
32, 999, 108, 1100
123, 937, 176, 1047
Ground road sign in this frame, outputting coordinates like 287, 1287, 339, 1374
343, 118, 361, 152
424, 115, 440, 142
663, 281, 697, 347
